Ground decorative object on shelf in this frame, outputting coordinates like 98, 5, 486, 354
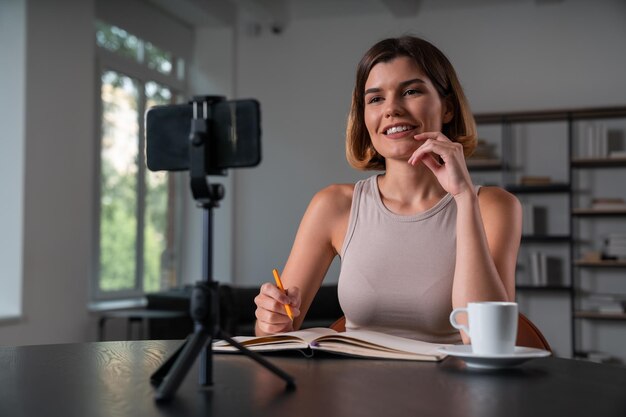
579, 251, 602, 263
603, 233, 626, 261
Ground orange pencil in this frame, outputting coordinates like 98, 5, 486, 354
272, 268, 294, 321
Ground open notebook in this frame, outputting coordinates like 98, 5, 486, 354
213, 328, 451, 361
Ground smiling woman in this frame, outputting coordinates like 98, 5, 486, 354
253, 35, 521, 345
347, 36, 476, 171
363, 57, 453, 164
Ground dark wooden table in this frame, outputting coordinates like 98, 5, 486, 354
1, 340, 625, 417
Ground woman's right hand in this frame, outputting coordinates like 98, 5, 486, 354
254, 282, 301, 335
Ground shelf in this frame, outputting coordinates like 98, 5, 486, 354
506, 183, 570, 193
473, 105, 626, 358
522, 235, 571, 243
475, 106, 626, 124
572, 208, 626, 216
574, 311, 626, 320
572, 157, 626, 168
574, 260, 626, 268
466, 159, 504, 171
516, 285, 572, 291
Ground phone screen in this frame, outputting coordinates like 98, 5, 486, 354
145, 99, 261, 172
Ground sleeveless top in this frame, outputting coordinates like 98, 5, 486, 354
338, 175, 479, 344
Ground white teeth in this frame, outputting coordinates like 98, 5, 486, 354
386, 125, 412, 135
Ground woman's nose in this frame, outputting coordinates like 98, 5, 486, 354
384, 98, 404, 118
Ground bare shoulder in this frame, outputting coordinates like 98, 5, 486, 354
309, 183, 355, 216
298, 183, 355, 254
477, 186, 521, 216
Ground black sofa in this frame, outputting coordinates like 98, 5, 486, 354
145, 284, 343, 339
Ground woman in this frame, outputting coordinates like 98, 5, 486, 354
254, 36, 521, 344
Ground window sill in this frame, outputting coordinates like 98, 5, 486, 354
87, 297, 147, 313
0, 314, 22, 325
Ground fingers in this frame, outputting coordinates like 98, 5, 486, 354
413, 131, 446, 143
254, 283, 301, 334
409, 132, 462, 166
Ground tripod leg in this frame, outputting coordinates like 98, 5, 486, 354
219, 330, 296, 389
151, 336, 189, 384
155, 330, 210, 402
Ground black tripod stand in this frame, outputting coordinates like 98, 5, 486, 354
150, 96, 295, 402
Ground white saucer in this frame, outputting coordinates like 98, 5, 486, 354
438, 345, 551, 369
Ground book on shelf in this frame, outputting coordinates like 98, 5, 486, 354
597, 304, 625, 314
591, 197, 626, 211
519, 176, 553, 186
586, 294, 626, 314
212, 327, 449, 361
521, 203, 547, 235
469, 139, 498, 160
529, 252, 562, 286
577, 123, 624, 159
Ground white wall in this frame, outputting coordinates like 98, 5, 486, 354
0, 0, 96, 345
182, 25, 237, 285
230, 0, 626, 360
232, 0, 626, 285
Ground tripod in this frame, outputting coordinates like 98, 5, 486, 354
150, 97, 295, 402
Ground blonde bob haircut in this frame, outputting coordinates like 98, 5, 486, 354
346, 36, 477, 171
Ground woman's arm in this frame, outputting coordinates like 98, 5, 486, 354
408, 132, 521, 343
452, 186, 521, 342
254, 184, 352, 335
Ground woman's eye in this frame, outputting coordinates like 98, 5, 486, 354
367, 96, 382, 104
404, 89, 421, 96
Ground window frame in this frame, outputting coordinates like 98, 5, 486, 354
93, 26, 187, 301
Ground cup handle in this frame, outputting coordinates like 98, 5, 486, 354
449, 308, 470, 336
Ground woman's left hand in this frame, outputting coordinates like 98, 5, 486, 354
407, 132, 474, 197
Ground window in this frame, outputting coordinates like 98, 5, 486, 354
95, 21, 185, 299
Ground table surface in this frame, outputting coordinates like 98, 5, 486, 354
1, 340, 625, 417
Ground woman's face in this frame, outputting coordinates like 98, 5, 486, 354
363, 56, 452, 163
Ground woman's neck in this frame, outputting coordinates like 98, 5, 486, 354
376, 160, 447, 215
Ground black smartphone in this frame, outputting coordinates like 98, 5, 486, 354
145, 99, 261, 172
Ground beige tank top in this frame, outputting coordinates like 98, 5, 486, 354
338, 174, 477, 344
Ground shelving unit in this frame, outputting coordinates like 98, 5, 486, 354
571, 148, 626, 334
471, 106, 626, 362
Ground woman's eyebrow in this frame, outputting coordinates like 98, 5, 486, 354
400, 78, 426, 88
364, 78, 426, 95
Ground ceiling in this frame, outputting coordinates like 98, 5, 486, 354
146, 0, 559, 28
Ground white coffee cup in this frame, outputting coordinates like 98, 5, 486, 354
449, 302, 518, 355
